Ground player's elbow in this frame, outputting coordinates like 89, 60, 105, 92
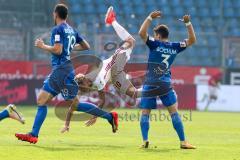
187, 37, 197, 46
138, 31, 144, 38
53, 48, 62, 55
126, 37, 136, 47
81, 40, 91, 50
131, 37, 136, 45
55, 48, 62, 55
190, 37, 197, 45
52, 45, 62, 55
84, 43, 90, 50
138, 31, 147, 41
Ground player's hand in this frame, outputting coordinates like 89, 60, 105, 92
149, 11, 161, 19
85, 116, 98, 127
61, 125, 70, 133
183, 15, 191, 23
35, 38, 45, 49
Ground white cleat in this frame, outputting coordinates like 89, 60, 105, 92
6, 104, 25, 124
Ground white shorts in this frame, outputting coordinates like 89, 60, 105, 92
110, 47, 133, 93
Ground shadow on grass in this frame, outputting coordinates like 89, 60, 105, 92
69, 143, 124, 149
28, 143, 124, 151
18, 143, 182, 153
140, 148, 180, 153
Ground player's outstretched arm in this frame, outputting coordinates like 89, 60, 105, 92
98, 90, 106, 109
73, 39, 90, 51
61, 106, 74, 133
182, 15, 196, 46
35, 38, 63, 55
138, 11, 161, 42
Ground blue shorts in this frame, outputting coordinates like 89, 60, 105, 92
140, 84, 177, 109
42, 64, 78, 100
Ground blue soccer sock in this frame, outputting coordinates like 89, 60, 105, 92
31, 106, 48, 137
0, 109, 9, 121
171, 112, 185, 141
140, 114, 150, 141
77, 102, 112, 121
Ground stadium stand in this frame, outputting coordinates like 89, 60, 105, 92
0, 0, 240, 66
67, 0, 240, 66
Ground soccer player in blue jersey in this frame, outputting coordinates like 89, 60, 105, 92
0, 104, 25, 124
138, 11, 196, 149
15, 4, 118, 144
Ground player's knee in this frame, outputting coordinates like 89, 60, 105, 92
129, 37, 135, 46
37, 96, 48, 106
142, 109, 151, 115
126, 87, 135, 97
124, 37, 135, 48
167, 103, 178, 115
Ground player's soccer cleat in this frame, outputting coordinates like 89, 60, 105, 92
105, 6, 116, 26
180, 142, 196, 149
6, 104, 25, 124
15, 133, 38, 144
140, 141, 149, 149
109, 112, 118, 133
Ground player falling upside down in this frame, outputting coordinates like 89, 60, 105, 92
0, 104, 25, 124
61, 6, 140, 129
15, 4, 118, 144
138, 11, 197, 149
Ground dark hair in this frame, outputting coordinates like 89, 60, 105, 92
154, 24, 169, 39
54, 4, 68, 20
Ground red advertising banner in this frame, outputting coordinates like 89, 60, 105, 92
0, 79, 196, 110
0, 61, 221, 85
125, 64, 222, 85
0, 79, 41, 105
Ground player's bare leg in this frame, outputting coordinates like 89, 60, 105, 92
167, 103, 196, 149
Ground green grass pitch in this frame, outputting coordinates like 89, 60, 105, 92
0, 106, 239, 160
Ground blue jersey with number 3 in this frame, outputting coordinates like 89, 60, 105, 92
145, 36, 187, 82
50, 22, 83, 68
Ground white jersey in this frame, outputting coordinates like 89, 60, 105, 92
87, 47, 132, 91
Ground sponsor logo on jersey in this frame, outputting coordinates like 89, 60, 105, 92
55, 35, 60, 42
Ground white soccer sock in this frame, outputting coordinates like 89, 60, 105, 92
112, 20, 132, 41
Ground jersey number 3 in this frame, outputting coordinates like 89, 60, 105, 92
161, 54, 170, 68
